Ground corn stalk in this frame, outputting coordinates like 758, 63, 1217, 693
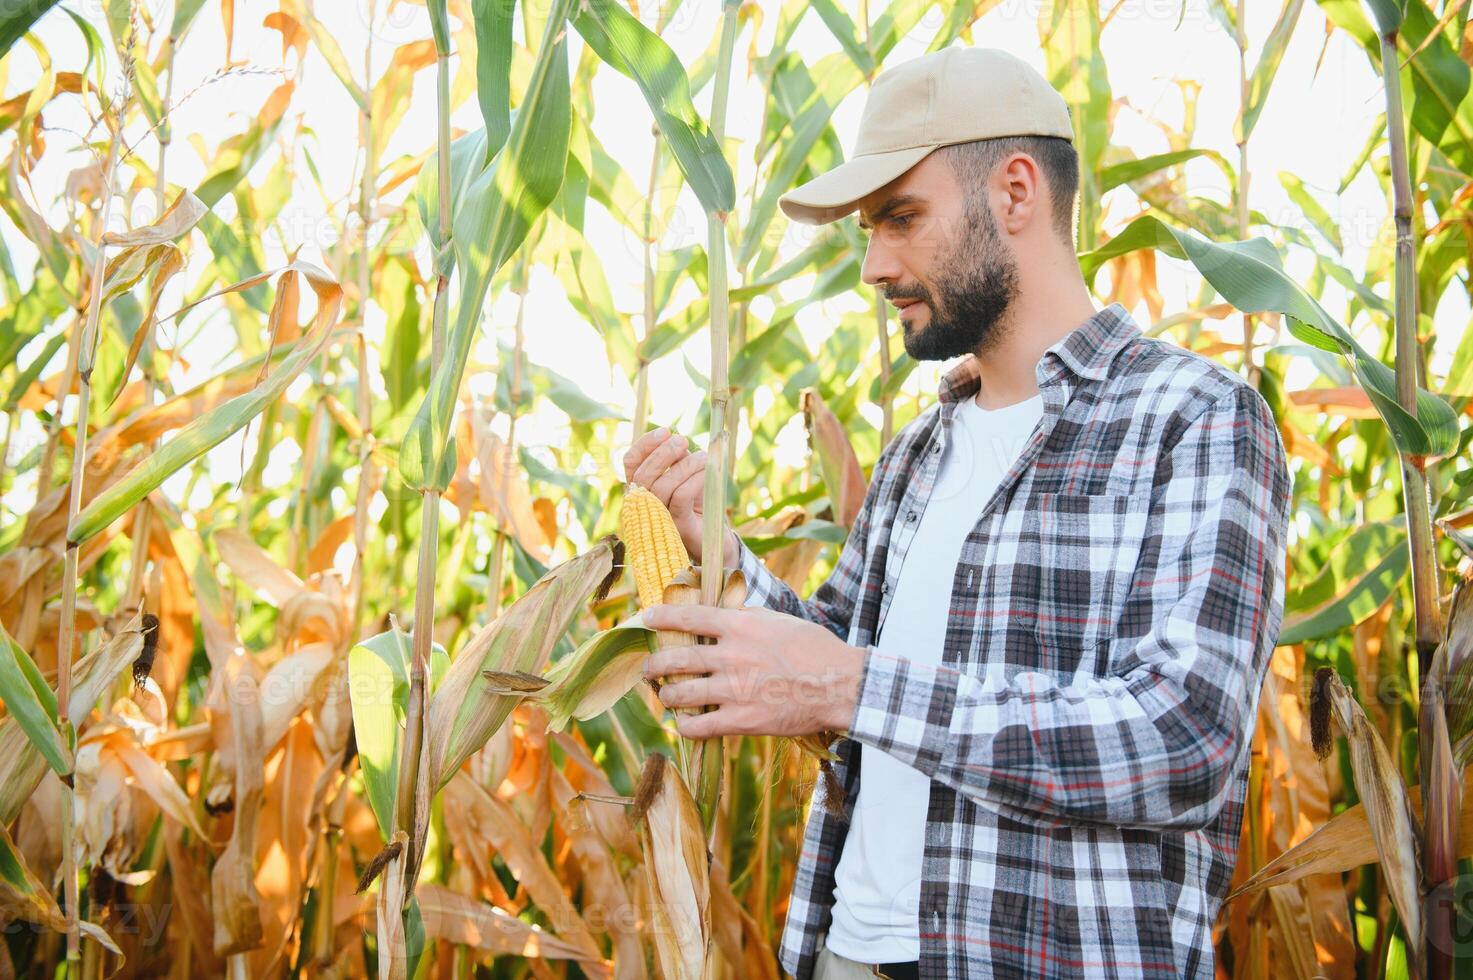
691, 0, 742, 839
400, 73, 449, 856
1235, 0, 1257, 387
632, 127, 661, 439
56, 74, 128, 972
1366, 0, 1451, 969
380, 6, 453, 972
381, 0, 573, 968
122, 18, 180, 615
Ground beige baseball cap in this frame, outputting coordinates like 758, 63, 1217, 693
778, 47, 1073, 225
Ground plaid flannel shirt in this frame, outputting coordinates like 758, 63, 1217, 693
735, 303, 1292, 979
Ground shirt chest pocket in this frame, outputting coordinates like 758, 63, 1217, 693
1017, 491, 1151, 661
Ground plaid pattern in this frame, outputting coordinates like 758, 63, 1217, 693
736, 303, 1292, 979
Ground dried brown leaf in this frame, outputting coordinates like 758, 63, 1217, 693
214, 528, 306, 607
211, 655, 265, 956
100, 191, 206, 247
800, 388, 867, 529
414, 883, 607, 966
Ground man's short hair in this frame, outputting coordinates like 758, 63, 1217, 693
934, 136, 1079, 245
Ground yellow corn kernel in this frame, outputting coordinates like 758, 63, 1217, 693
619, 484, 691, 609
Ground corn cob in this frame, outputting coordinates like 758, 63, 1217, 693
619, 483, 692, 610
619, 484, 705, 712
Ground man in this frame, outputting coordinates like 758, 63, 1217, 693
622, 46, 1291, 980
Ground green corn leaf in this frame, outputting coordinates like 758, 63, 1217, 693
60, 8, 104, 89
427, 0, 450, 53
1281, 173, 1344, 252
0, 1, 60, 58
1079, 216, 1458, 457
554, 225, 639, 377
1396, 0, 1473, 175
0, 622, 66, 775
1280, 521, 1409, 644
1365, 0, 1406, 34
870, 0, 942, 59
471, 0, 512, 160
414, 127, 491, 277
868, 351, 915, 403
739, 53, 862, 268
1099, 149, 1218, 193
196, 80, 296, 207
572, 0, 735, 215
809, 0, 875, 76
170, 0, 208, 38
4, 328, 65, 411
348, 627, 450, 841
0, 615, 144, 825
0, 819, 63, 930
638, 299, 710, 364
1240, 0, 1305, 141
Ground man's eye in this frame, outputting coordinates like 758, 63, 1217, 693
889, 214, 913, 229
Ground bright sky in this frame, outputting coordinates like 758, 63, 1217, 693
4, 0, 1457, 541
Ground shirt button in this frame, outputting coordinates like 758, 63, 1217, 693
931, 442, 941, 454
906, 511, 918, 523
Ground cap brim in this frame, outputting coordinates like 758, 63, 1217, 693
778, 145, 935, 225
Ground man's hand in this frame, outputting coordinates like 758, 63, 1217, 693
641, 603, 866, 740
621, 427, 739, 568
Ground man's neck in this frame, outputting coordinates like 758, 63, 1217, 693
970, 272, 1097, 411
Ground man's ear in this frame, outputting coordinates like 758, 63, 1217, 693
997, 153, 1041, 235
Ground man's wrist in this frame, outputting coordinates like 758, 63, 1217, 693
828, 643, 866, 734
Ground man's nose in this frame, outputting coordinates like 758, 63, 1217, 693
860, 234, 902, 287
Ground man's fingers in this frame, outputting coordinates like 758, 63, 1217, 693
642, 603, 734, 638
655, 675, 725, 710
668, 468, 705, 517
674, 706, 744, 739
650, 449, 706, 503
629, 432, 689, 490
644, 643, 713, 680
622, 426, 671, 482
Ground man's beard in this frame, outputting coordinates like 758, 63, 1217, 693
886, 205, 1020, 362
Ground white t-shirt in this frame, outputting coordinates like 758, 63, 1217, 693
824, 390, 1045, 963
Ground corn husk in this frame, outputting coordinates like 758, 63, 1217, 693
633, 752, 709, 980
501, 616, 651, 732
651, 566, 702, 709
426, 536, 620, 791
652, 565, 747, 701
1305, 667, 1423, 960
